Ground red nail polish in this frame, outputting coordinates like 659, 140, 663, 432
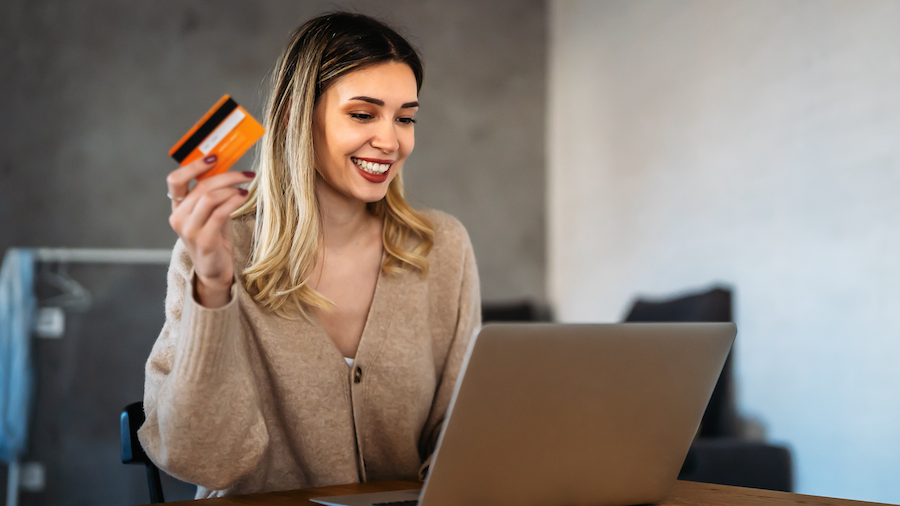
242, 171, 256, 178
239, 189, 249, 196
204, 155, 217, 164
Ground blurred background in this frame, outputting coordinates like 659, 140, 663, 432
0, 0, 898, 504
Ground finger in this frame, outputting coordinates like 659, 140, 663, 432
166, 155, 219, 210
168, 170, 254, 238
170, 169, 255, 222
175, 170, 255, 215
194, 191, 251, 251
182, 188, 248, 246
173, 169, 254, 221
191, 169, 257, 197
171, 185, 233, 243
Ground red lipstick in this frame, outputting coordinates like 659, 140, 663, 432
352, 157, 392, 183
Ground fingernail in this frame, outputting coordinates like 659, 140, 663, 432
242, 171, 256, 178
204, 155, 217, 164
239, 189, 249, 196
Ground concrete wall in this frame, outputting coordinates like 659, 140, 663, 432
0, 1, 546, 503
549, 0, 900, 503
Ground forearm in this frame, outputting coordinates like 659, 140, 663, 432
139, 264, 268, 490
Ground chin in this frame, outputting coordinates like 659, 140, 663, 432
357, 191, 389, 204
353, 177, 395, 203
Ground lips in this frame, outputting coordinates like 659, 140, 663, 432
352, 157, 392, 183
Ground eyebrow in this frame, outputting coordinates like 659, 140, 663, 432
349, 96, 419, 109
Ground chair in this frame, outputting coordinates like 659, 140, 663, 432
680, 438, 793, 492
624, 286, 793, 492
625, 287, 738, 437
121, 401, 165, 503
482, 299, 552, 323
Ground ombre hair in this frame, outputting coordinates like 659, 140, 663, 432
233, 12, 434, 318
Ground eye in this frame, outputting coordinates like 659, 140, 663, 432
350, 113, 373, 121
397, 117, 417, 125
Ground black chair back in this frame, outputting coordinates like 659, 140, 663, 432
624, 286, 739, 438
121, 401, 165, 503
482, 300, 552, 323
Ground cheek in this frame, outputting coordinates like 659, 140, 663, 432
332, 124, 369, 155
401, 130, 415, 156
312, 119, 331, 167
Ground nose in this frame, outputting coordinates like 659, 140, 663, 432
370, 118, 400, 153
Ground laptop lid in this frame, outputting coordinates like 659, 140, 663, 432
417, 322, 736, 506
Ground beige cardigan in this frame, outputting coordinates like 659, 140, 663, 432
138, 209, 481, 499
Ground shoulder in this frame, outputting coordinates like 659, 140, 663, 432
414, 210, 481, 327
418, 209, 472, 253
230, 214, 256, 266
416, 209, 476, 276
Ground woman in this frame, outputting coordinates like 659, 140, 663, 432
138, 12, 481, 499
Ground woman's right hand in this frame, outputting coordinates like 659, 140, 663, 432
166, 154, 256, 308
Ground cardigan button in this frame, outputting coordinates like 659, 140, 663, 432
354, 366, 362, 384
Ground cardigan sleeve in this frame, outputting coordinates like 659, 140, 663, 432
417, 224, 482, 479
137, 240, 269, 491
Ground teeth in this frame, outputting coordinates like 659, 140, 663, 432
353, 158, 390, 175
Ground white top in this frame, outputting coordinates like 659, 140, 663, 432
344, 357, 354, 367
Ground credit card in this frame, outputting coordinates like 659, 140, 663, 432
169, 95, 265, 180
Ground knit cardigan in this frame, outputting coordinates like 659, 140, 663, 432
138, 209, 481, 499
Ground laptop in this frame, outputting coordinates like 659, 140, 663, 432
312, 322, 736, 506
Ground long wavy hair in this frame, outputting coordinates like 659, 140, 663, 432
233, 12, 434, 318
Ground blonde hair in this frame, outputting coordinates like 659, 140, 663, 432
233, 13, 433, 318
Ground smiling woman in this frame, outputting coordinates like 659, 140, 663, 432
313, 62, 418, 204
139, 12, 481, 499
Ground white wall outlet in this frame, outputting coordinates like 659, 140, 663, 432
19, 462, 45, 492
34, 307, 65, 339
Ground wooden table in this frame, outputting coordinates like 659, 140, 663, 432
163, 480, 896, 506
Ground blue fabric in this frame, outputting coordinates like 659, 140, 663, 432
0, 249, 36, 463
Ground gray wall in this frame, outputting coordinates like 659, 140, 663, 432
0, 1, 546, 504
549, 0, 900, 503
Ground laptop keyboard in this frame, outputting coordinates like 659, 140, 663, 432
372, 502, 418, 506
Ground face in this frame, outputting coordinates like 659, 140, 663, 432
312, 61, 418, 204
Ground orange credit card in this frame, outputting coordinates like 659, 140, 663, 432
169, 95, 265, 180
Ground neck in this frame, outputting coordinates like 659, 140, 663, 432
315, 174, 379, 249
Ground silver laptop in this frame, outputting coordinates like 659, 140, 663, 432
312, 322, 736, 506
